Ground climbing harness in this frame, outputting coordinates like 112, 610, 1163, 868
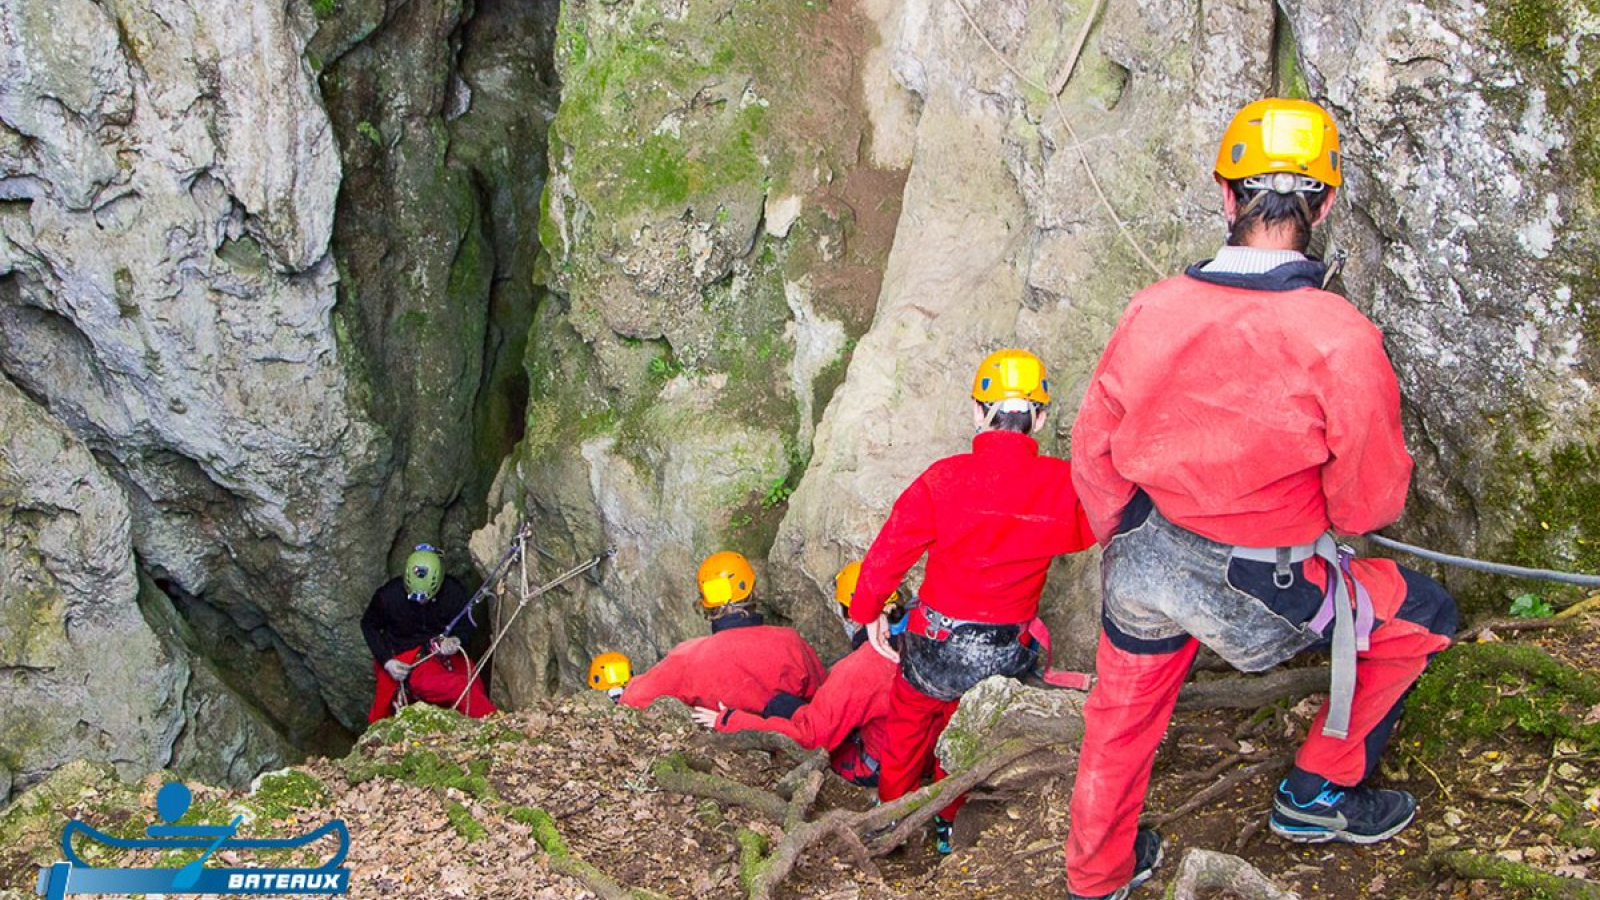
1365, 533, 1600, 588
450, 534, 614, 709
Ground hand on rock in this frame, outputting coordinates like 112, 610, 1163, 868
690, 702, 728, 729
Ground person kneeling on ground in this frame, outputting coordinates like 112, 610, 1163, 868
619, 550, 826, 716
363, 543, 499, 722
692, 563, 948, 839
1064, 98, 1457, 900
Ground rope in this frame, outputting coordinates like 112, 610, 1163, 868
951, 0, 1163, 278
1366, 533, 1600, 588
441, 524, 534, 638
452, 549, 612, 709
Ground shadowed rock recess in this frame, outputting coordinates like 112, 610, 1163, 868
0, 0, 1595, 791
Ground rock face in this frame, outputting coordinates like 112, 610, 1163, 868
1, 0, 1596, 790
0, 0, 558, 785
483, 0, 906, 695
0, 378, 291, 790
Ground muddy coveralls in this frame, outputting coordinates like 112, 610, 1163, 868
715, 639, 899, 785
1064, 257, 1457, 897
363, 575, 499, 722
850, 429, 1097, 818
620, 611, 827, 715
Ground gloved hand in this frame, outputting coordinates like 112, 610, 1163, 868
383, 659, 413, 681
432, 635, 463, 657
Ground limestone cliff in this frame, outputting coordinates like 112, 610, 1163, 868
0, 0, 1596, 791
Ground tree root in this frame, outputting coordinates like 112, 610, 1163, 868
1177, 668, 1328, 711
1167, 848, 1302, 900
651, 752, 789, 822
508, 805, 668, 900
1431, 850, 1600, 900
1147, 756, 1289, 829
1459, 593, 1600, 641
661, 736, 1045, 900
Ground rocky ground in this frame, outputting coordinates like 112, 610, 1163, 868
1, 610, 1596, 900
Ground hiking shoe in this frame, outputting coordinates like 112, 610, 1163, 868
1067, 828, 1163, 900
1269, 778, 1416, 844
932, 815, 954, 855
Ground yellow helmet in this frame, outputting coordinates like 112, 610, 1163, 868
972, 349, 1050, 406
589, 652, 632, 692
834, 560, 899, 613
1214, 98, 1342, 189
697, 551, 755, 609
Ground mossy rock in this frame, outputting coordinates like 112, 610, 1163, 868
248, 769, 331, 820
359, 704, 468, 747
1401, 642, 1600, 757
342, 747, 496, 800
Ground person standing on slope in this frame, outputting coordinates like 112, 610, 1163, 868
1064, 98, 1457, 900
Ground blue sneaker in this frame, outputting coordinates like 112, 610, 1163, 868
932, 815, 954, 855
1067, 828, 1162, 899
1269, 778, 1416, 844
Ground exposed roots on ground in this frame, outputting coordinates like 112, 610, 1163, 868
1430, 850, 1600, 900
1147, 757, 1290, 829
1177, 668, 1328, 711
512, 806, 669, 900
661, 735, 1044, 900
1168, 848, 1302, 900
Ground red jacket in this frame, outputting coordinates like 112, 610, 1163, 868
851, 430, 1096, 626
619, 625, 826, 712
715, 643, 896, 762
1071, 273, 1412, 547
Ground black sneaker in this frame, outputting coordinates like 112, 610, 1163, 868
932, 815, 954, 854
1269, 778, 1416, 844
1067, 828, 1163, 900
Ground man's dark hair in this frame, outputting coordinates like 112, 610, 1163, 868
981, 404, 1039, 434
1226, 180, 1332, 251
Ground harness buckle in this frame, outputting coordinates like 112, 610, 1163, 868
1273, 546, 1295, 590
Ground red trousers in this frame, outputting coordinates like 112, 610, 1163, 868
1064, 603, 1453, 896
877, 674, 966, 821
369, 654, 499, 722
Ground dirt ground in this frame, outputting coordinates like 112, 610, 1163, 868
2, 616, 1595, 900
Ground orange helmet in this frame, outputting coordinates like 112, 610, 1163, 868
834, 560, 900, 614
972, 349, 1050, 408
588, 652, 632, 692
1215, 98, 1342, 189
697, 551, 755, 609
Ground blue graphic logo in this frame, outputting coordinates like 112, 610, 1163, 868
36, 781, 350, 898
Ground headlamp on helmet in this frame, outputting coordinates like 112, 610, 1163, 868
697, 551, 755, 611
972, 349, 1050, 408
404, 544, 444, 602
589, 652, 632, 698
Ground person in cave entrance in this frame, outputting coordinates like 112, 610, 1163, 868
618, 550, 826, 716
362, 543, 499, 722
1063, 98, 1458, 900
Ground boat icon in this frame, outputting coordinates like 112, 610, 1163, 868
37, 782, 351, 898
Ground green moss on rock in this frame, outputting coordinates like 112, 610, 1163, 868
1400, 642, 1600, 758
248, 769, 331, 820
445, 800, 488, 842
359, 704, 467, 747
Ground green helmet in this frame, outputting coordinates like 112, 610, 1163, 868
404, 544, 444, 601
